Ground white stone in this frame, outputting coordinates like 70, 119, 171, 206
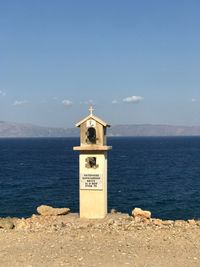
132, 208, 151, 219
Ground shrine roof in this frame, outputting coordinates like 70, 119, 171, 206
75, 114, 110, 127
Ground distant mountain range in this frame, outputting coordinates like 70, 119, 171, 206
0, 121, 78, 138
1, 121, 200, 137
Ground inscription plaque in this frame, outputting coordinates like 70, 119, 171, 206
80, 173, 103, 190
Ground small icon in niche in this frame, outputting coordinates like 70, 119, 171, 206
86, 127, 96, 144
85, 157, 99, 168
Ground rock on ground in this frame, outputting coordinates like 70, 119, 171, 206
0, 219, 14, 229
36, 205, 70, 216
132, 207, 151, 219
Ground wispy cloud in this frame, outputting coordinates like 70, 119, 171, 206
112, 99, 118, 104
0, 90, 6, 97
80, 99, 95, 105
62, 99, 73, 106
13, 100, 28, 106
191, 98, 197, 102
123, 95, 144, 103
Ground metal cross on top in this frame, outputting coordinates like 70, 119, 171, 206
89, 106, 94, 115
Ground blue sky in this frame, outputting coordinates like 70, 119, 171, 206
0, 0, 200, 128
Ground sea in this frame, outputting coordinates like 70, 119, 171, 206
0, 137, 200, 220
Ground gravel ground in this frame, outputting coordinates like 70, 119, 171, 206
0, 213, 200, 267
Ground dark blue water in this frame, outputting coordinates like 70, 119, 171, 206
0, 137, 200, 220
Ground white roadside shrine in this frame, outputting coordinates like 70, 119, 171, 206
73, 107, 112, 219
